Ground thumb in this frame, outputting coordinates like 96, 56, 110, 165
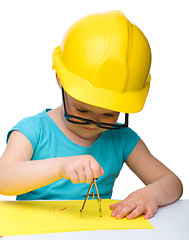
100, 167, 104, 176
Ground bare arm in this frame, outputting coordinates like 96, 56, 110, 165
110, 139, 183, 219
0, 131, 64, 195
126, 139, 183, 206
0, 131, 103, 196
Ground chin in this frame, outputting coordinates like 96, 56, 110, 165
78, 132, 100, 140
75, 128, 102, 140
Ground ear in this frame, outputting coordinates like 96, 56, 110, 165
56, 73, 62, 89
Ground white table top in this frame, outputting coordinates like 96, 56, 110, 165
3, 199, 189, 240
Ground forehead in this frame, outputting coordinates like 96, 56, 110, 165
66, 92, 118, 114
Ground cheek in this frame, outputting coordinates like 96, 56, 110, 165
62, 116, 81, 134
111, 114, 120, 124
102, 115, 119, 124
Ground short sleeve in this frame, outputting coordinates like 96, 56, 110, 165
6, 116, 41, 152
122, 127, 140, 161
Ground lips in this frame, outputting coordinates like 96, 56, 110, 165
83, 127, 97, 131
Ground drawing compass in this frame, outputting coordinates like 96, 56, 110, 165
80, 178, 102, 217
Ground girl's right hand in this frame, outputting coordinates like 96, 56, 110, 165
60, 155, 104, 184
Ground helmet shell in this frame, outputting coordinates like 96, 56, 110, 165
52, 10, 151, 113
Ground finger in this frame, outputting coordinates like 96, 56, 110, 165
111, 202, 136, 219
77, 167, 86, 184
109, 201, 121, 210
111, 205, 123, 217
144, 207, 157, 220
100, 167, 104, 176
90, 160, 101, 179
127, 205, 144, 220
84, 164, 94, 184
70, 171, 79, 184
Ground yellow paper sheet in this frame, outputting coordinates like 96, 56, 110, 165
0, 199, 154, 236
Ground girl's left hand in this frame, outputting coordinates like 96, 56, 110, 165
110, 186, 158, 220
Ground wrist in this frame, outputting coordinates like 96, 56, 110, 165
145, 184, 160, 206
56, 157, 66, 179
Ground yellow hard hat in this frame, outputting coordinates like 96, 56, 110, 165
52, 10, 151, 113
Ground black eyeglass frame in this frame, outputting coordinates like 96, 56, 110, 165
61, 86, 128, 129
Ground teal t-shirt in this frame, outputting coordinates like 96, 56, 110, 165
7, 109, 140, 200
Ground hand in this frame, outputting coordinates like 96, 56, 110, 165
60, 155, 104, 184
110, 186, 158, 220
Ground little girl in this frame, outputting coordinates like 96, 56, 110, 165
0, 10, 183, 220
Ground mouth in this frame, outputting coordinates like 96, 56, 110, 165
83, 127, 98, 131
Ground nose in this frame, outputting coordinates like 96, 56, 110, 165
88, 113, 101, 123
86, 121, 98, 128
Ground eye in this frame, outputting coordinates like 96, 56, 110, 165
103, 113, 115, 117
76, 108, 89, 113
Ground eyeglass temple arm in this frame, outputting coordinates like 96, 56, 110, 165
125, 113, 129, 127
61, 86, 68, 114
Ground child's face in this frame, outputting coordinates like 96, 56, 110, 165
62, 92, 120, 140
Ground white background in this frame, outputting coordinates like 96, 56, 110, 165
0, 0, 188, 201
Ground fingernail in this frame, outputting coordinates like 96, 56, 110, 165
111, 212, 115, 217
116, 215, 121, 219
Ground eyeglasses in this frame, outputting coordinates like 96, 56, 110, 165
61, 86, 128, 130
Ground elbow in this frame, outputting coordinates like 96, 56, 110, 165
0, 185, 15, 197
169, 173, 183, 201
177, 175, 183, 199
0, 190, 16, 197
0, 181, 18, 196
0, 181, 16, 196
